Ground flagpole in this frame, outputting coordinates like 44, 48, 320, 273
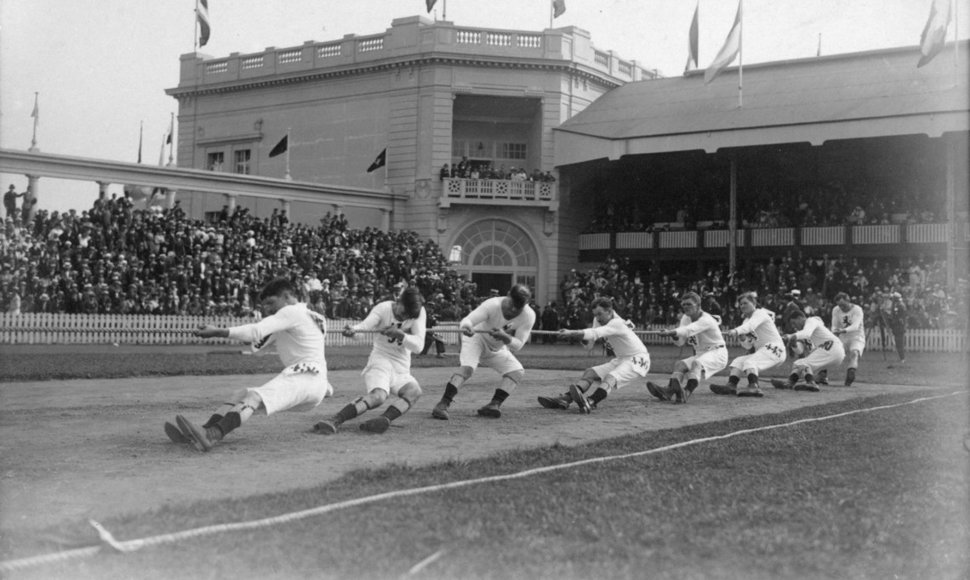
138, 121, 144, 163
168, 112, 175, 166
737, 0, 743, 109
194, 0, 199, 52
285, 127, 292, 181
442, 0, 446, 20
29, 92, 39, 152
550, 0, 554, 29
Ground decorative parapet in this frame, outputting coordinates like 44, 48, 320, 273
439, 178, 557, 210
170, 17, 656, 96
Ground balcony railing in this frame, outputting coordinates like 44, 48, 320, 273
579, 223, 955, 254
441, 178, 556, 207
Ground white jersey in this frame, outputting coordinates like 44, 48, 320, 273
461, 296, 536, 352
228, 302, 327, 369
582, 314, 648, 359
352, 300, 426, 367
790, 316, 840, 350
831, 304, 865, 343
731, 308, 783, 350
674, 311, 726, 354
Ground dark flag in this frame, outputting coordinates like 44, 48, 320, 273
917, 0, 952, 68
553, 0, 566, 18
686, 1, 699, 71
426, 0, 437, 12
367, 148, 386, 172
269, 135, 288, 158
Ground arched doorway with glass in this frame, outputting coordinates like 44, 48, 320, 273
450, 219, 539, 298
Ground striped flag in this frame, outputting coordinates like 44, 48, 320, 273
704, 0, 742, 84
553, 0, 566, 19
686, 1, 699, 72
197, 0, 211, 48
917, 0, 952, 67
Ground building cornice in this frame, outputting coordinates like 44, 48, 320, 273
166, 54, 624, 101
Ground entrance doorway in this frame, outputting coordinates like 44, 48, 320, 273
471, 273, 513, 296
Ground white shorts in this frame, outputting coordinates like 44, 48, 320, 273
840, 335, 866, 356
252, 363, 332, 416
793, 340, 845, 374
730, 343, 787, 376
459, 334, 524, 376
681, 346, 728, 380
592, 353, 651, 391
361, 356, 418, 396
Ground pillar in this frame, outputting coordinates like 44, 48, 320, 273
96, 181, 110, 200
281, 198, 291, 220
25, 174, 40, 222
381, 208, 391, 231
225, 193, 237, 213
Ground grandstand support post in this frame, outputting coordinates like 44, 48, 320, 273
25, 174, 40, 222
281, 199, 291, 221
728, 156, 738, 276
97, 181, 109, 200
381, 208, 391, 231
944, 133, 963, 288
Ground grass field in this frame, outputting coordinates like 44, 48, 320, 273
0, 344, 968, 579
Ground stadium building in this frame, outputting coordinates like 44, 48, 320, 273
165, 16, 658, 301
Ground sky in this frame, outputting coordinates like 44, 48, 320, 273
1, 0, 967, 214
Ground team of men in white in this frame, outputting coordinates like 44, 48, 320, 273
537, 297, 650, 413
169, 278, 861, 452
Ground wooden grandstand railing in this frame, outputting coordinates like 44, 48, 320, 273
0, 314, 964, 353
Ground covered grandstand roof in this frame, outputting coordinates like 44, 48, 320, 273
554, 42, 969, 164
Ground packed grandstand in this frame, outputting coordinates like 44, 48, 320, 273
1, 193, 964, 336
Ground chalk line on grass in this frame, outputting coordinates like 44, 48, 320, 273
1, 390, 963, 573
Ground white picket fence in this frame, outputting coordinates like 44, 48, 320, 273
0, 313, 965, 353
0, 313, 462, 348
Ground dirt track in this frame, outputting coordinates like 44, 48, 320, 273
0, 366, 936, 534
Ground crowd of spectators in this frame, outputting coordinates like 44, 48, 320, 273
543, 255, 966, 333
440, 157, 556, 183
0, 194, 480, 320
584, 184, 947, 233
2, 192, 964, 338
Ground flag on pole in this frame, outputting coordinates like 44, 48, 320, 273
553, 0, 566, 19
367, 148, 387, 173
917, 0, 952, 67
197, 0, 211, 48
686, 1, 699, 71
137, 122, 144, 163
268, 135, 288, 158
704, 0, 742, 84
166, 114, 174, 145
159, 134, 167, 166
30, 94, 39, 125
426, 0, 437, 12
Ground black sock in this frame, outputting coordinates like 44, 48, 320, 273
442, 383, 459, 404
747, 373, 759, 386
215, 411, 241, 437
335, 403, 358, 424
490, 389, 510, 405
203, 413, 224, 429
789, 373, 799, 384
589, 387, 608, 406
669, 377, 681, 390
382, 407, 403, 421
685, 378, 698, 393
728, 375, 741, 386
805, 373, 814, 383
